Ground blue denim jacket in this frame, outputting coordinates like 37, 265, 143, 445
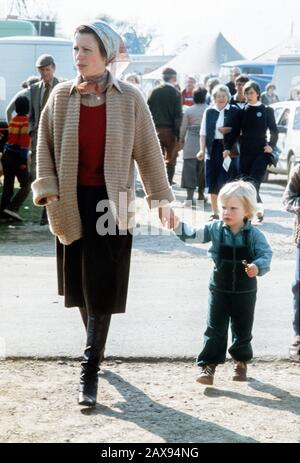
174, 219, 272, 277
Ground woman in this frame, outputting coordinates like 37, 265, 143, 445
180, 86, 208, 205
198, 84, 240, 220
32, 20, 175, 407
225, 81, 278, 222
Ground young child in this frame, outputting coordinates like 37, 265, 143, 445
0, 96, 31, 221
174, 180, 272, 384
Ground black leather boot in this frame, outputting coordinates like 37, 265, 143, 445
78, 313, 111, 406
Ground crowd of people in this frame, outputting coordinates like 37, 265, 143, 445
0, 20, 299, 407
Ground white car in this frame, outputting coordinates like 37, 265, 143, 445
268, 101, 300, 181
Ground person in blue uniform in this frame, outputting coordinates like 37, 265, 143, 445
224, 81, 278, 222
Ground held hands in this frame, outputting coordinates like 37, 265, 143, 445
264, 145, 273, 154
245, 263, 259, 278
158, 205, 180, 230
223, 150, 231, 159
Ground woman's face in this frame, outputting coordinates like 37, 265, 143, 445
73, 32, 107, 78
244, 88, 259, 104
214, 91, 228, 109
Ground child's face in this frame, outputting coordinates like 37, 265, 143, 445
220, 197, 248, 230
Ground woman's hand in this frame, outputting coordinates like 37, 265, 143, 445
197, 150, 204, 161
218, 126, 232, 135
158, 205, 179, 230
245, 263, 259, 278
47, 195, 59, 204
264, 145, 273, 154
223, 150, 231, 159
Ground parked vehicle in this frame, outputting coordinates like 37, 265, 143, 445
0, 36, 76, 150
219, 60, 275, 91
267, 101, 300, 181
0, 19, 37, 37
272, 54, 300, 101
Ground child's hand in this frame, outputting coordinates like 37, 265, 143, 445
245, 263, 259, 278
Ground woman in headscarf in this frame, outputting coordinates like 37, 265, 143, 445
32, 20, 175, 407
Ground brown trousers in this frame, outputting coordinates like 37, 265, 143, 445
156, 127, 178, 166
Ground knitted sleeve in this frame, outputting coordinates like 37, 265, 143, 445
31, 92, 58, 206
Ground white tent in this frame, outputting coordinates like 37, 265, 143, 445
143, 33, 245, 82
253, 35, 300, 61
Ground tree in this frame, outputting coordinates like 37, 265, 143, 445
96, 15, 154, 55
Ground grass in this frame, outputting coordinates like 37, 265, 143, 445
0, 184, 48, 243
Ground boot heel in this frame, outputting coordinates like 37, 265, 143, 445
78, 378, 98, 406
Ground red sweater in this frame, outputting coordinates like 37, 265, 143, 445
78, 104, 106, 186
5, 115, 30, 159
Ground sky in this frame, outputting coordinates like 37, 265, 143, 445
1, 0, 300, 58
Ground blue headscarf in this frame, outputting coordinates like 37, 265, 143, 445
86, 20, 127, 64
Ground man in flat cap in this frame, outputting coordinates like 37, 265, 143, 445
27, 54, 60, 183
147, 67, 182, 185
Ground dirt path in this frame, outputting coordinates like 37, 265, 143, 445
0, 359, 299, 443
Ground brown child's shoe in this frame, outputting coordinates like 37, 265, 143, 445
196, 364, 216, 385
232, 361, 247, 381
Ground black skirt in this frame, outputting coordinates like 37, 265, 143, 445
56, 186, 133, 314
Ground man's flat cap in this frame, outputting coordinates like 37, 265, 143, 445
35, 54, 55, 68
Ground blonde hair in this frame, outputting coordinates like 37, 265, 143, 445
218, 180, 258, 219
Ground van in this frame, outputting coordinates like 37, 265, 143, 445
268, 101, 300, 180
272, 54, 300, 101
219, 60, 275, 91
0, 36, 76, 120
0, 19, 37, 37
0, 36, 76, 149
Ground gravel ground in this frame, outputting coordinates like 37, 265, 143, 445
0, 174, 298, 444
0, 359, 299, 443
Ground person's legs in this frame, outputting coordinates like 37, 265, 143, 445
78, 312, 111, 406
228, 292, 256, 380
9, 162, 30, 213
0, 151, 15, 213
198, 160, 205, 200
186, 188, 195, 202
197, 290, 230, 367
290, 244, 300, 360
292, 244, 300, 337
157, 128, 177, 185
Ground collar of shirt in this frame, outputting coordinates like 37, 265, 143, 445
165, 82, 175, 88
222, 219, 251, 232
248, 102, 263, 107
43, 79, 54, 89
69, 70, 122, 96
212, 103, 230, 112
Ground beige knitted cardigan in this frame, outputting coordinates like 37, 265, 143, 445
32, 77, 174, 245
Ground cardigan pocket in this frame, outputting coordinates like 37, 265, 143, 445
46, 200, 64, 236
